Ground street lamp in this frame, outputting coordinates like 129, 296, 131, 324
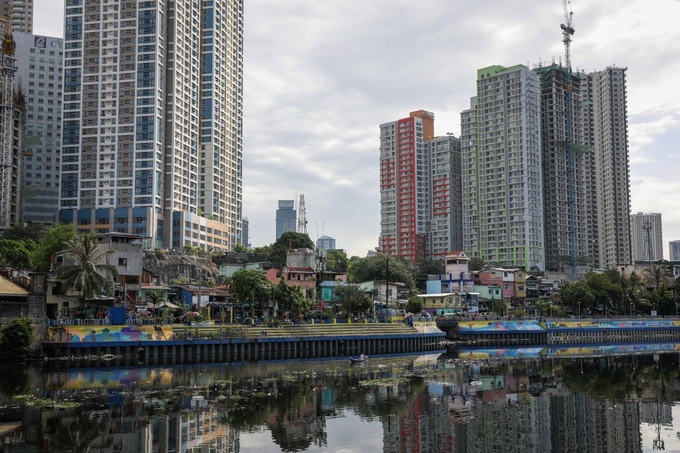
578, 301, 581, 319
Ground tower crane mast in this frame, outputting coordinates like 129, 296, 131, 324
561, 0, 575, 71
561, 0, 577, 277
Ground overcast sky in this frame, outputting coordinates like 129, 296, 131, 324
34, 0, 680, 258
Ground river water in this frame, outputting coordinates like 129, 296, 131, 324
1, 344, 680, 452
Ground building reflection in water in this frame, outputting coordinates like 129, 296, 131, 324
1, 351, 679, 451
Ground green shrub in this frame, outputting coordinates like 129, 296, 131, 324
1, 319, 34, 351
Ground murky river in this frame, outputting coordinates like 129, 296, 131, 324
1, 345, 680, 452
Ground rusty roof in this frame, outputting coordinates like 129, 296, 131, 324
0, 275, 29, 296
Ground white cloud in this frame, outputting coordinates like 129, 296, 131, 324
34, 0, 680, 257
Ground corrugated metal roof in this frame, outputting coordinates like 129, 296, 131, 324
0, 275, 29, 296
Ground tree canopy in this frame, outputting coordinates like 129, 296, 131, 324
272, 278, 310, 318
268, 232, 315, 266
0, 239, 36, 269
468, 257, 485, 271
324, 249, 348, 273
229, 269, 270, 305
405, 296, 424, 314
347, 255, 415, 289
412, 259, 444, 291
32, 224, 76, 271
0, 223, 75, 271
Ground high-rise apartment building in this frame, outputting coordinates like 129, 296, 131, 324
630, 212, 663, 262
379, 110, 432, 261
461, 65, 545, 270
13, 32, 63, 224
424, 135, 462, 258
669, 240, 680, 262
0, 0, 32, 34
275, 200, 296, 240
58, 0, 244, 251
583, 67, 632, 268
379, 111, 462, 262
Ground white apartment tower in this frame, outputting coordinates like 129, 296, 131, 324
13, 32, 63, 224
0, 0, 33, 34
423, 135, 463, 258
630, 212, 663, 262
59, 0, 243, 251
669, 240, 680, 262
461, 65, 545, 270
582, 67, 632, 268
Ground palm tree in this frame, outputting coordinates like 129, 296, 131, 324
56, 233, 118, 308
146, 291, 164, 307
335, 284, 369, 317
643, 264, 673, 292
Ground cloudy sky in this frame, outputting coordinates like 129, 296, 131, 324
34, 0, 680, 258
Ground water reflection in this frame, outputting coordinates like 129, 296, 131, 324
1, 347, 680, 451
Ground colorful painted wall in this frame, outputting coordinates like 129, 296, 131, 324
48, 325, 174, 343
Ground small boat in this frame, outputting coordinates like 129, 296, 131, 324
350, 356, 368, 364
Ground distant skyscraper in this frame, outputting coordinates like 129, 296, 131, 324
461, 65, 545, 270
276, 200, 296, 240
630, 212, 663, 262
670, 240, 680, 262
0, 0, 33, 34
583, 67, 632, 268
379, 111, 462, 261
241, 217, 249, 248
316, 235, 336, 251
13, 32, 63, 224
58, 0, 244, 251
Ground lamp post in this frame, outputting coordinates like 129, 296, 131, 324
578, 301, 581, 319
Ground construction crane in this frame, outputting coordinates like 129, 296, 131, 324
561, 0, 575, 72
0, 30, 16, 229
561, 0, 577, 277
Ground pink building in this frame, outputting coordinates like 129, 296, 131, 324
475, 268, 526, 304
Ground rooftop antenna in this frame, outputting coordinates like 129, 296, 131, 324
297, 194, 308, 235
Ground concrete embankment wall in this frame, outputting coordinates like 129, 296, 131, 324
447, 318, 680, 346
42, 321, 446, 365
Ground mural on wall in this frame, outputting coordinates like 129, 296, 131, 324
48, 325, 174, 343
457, 320, 544, 332
548, 319, 680, 329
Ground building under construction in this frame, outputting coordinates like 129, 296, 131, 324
534, 63, 590, 274
532, 2, 631, 274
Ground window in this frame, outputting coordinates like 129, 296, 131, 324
118, 258, 127, 266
